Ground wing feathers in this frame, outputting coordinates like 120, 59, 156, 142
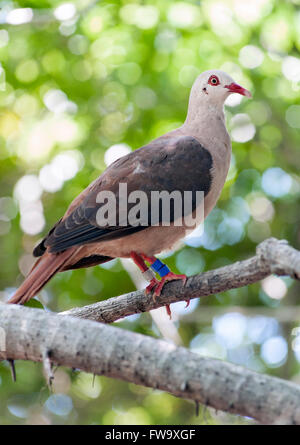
40, 135, 212, 255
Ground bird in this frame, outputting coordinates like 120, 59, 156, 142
8, 70, 251, 315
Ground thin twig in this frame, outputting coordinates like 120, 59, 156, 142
8, 359, 16, 382
42, 350, 54, 389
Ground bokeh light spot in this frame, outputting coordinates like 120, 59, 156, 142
261, 336, 288, 367
261, 167, 292, 197
239, 45, 264, 69
231, 114, 256, 143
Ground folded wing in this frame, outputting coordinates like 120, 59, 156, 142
35, 135, 213, 255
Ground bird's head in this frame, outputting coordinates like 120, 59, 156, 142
190, 70, 251, 109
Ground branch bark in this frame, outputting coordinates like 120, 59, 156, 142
61, 238, 300, 323
1, 237, 300, 425
1, 304, 300, 425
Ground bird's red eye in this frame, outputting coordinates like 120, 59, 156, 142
208, 75, 220, 86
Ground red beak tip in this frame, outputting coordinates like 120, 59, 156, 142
243, 90, 252, 98
225, 83, 252, 98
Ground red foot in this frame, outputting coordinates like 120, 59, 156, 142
185, 299, 190, 308
146, 279, 173, 319
145, 277, 160, 294
153, 272, 187, 299
145, 272, 187, 320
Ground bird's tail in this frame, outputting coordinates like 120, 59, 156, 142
8, 249, 75, 305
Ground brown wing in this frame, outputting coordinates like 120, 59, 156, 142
35, 135, 213, 255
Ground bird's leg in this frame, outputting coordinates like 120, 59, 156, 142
141, 254, 187, 297
130, 252, 187, 318
141, 254, 187, 318
130, 252, 160, 294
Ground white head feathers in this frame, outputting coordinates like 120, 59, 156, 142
188, 69, 251, 110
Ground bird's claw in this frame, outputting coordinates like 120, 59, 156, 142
165, 304, 172, 319
145, 272, 187, 319
145, 277, 160, 295
152, 272, 187, 298
144, 272, 187, 319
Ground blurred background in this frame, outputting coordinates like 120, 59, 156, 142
0, 0, 300, 425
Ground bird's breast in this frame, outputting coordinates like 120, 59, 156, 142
203, 141, 232, 219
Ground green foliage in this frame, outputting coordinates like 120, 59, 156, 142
24, 298, 44, 309
0, 0, 300, 425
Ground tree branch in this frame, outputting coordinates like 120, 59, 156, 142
1, 237, 300, 424
61, 238, 300, 323
1, 304, 300, 425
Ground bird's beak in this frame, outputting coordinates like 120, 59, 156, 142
225, 83, 252, 98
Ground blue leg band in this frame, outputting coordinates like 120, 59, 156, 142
151, 259, 170, 278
